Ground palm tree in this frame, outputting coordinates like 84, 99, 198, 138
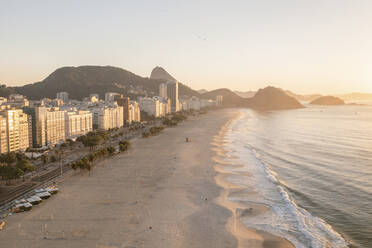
41, 154, 48, 165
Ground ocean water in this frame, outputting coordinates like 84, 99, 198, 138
223, 105, 372, 248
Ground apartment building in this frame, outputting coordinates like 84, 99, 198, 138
138, 97, 160, 117
65, 110, 93, 139
114, 95, 130, 124
0, 109, 30, 152
90, 105, 124, 130
45, 108, 66, 145
0, 116, 8, 153
167, 81, 179, 112
131, 101, 141, 123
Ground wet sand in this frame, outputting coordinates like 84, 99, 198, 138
0, 109, 294, 248
212, 115, 294, 248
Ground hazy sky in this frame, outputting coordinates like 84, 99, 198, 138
1, 0, 371, 94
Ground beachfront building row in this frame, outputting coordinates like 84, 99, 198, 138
103, 93, 140, 125
138, 96, 171, 118
0, 92, 142, 153
179, 97, 220, 111
0, 106, 93, 151
28, 106, 91, 147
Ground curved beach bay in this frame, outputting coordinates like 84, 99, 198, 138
0, 109, 292, 248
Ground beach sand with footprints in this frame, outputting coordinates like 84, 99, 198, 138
0, 109, 293, 248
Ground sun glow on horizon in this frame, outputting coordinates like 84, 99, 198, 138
0, 0, 371, 94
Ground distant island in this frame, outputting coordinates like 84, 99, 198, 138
310, 96, 345, 105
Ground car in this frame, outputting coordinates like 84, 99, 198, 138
26, 196, 42, 205
46, 186, 59, 194
22, 202, 33, 211
14, 199, 27, 205
36, 191, 51, 200
12, 203, 32, 213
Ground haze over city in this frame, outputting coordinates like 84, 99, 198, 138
1, 0, 372, 94
1, 1, 372, 248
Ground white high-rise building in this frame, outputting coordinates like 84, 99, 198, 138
152, 96, 171, 117
34, 106, 66, 147
0, 115, 8, 153
45, 108, 66, 146
0, 109, 30, 152
138, 97, 160, 117
131, 101, 141, 123
65, 110, 93, 139
128, 104, 135, 124
90, 106, 123, 130
167, 81, 179, 112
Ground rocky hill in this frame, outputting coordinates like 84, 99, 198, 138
150, 66, 176, 82
245, 86, 304, 110
310, 96, 345, 105
201, 88, 244, 107
0, 66, 200, 100
0, 66, 306, 111
197, 89, 208, 94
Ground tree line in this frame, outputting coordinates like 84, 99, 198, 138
0, 152, 35, 184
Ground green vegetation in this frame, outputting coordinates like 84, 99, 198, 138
142, 131, 150, 138
41, 154, 48, 164
0, 152, 35, 184
50, 155, 57, 162
70, 146, 117, 174
140, 110, 156, 122
0, 152, 18, 165
162, 118, 178, 126
150, 126, 165, 135
119, 140, 131, 152
163, 113, 188, 126
107, 146, 115, 154
0, 165, 23, 183
77, 130, 109, 150
0, 66, 201, 102
16, 159, 34, 173
143, 126, 165, 137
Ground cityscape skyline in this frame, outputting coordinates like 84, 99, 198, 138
1, 1, 372, 94
0, 78, 222, 153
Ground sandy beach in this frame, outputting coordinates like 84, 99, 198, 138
0, 109, 294, 248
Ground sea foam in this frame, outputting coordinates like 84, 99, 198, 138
223, 111, 349, 248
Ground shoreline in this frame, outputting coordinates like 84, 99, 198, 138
0, 109, 294, 248
211, 111, 295, 248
